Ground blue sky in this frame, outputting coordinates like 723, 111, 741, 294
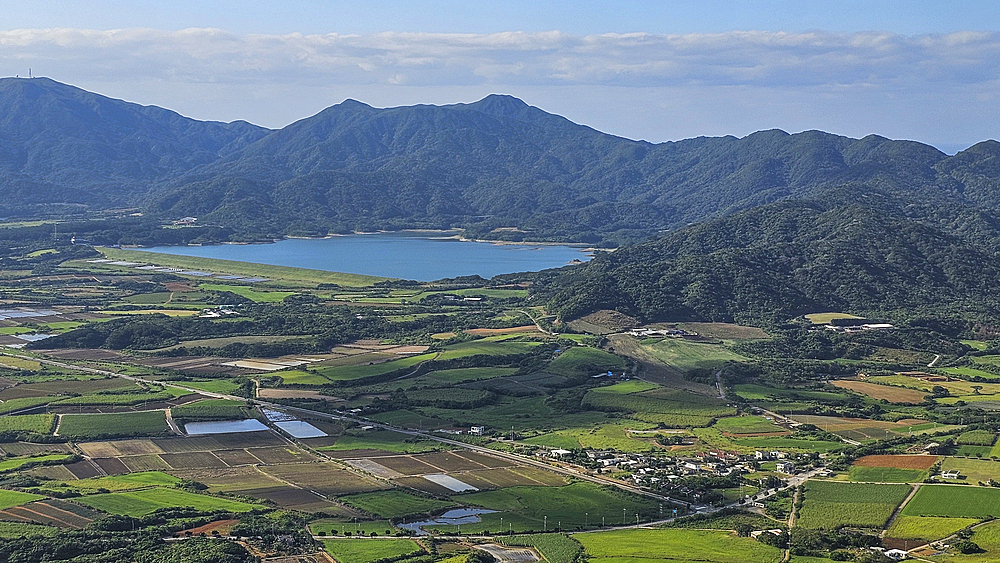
2, 1, 998, 151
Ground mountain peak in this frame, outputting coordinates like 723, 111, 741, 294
470, 94, 531, 118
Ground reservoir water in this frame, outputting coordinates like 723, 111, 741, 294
140, 231, 592, 281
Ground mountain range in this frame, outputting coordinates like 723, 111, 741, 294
3, 77, 1000, 249
5, 77, 1000, 325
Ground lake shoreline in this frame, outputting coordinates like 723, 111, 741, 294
136, 231, 594, 281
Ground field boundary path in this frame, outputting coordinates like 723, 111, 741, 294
882, 483, 921, 537
517, 309, 553, 336
163, 408, 182, 435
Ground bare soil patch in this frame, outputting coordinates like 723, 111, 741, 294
675, 322, 769, 340
831, 380, 926, 404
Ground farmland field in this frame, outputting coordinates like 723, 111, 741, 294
713, 416, 786, 435
313, 353, 435, 381
957, 430, 997, 446
339, 490, 458, 518
640, 339, 749, 373
436, 340, 541, 361
887, 516, 978, 540
853, 455, 939, 470
318, 430, 441, 454
0, 521, 59, 538
501, 534, 582, 563
797, 481, 910, 529
322, 539, 423, 563
199, 283, 295, 302
260, 463, 386, 495
901, 485, 1000, 518
56, 411, 171, 439
0, 489, 44, 510
171, 398, 248, 421
927, 519, 1000, 562
848, 466, 926, 483
76, 487, 262, 516
0, 454, 73, 472
443, 482, 661, 533
829, 380, 926, 404
574, 528, 783, 563
0, 414, 56, 434
939, 457, 1000, 483
544, 347, 626, 376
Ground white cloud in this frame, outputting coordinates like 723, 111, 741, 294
1, 28, 997, 148
4, 28, 1000, 87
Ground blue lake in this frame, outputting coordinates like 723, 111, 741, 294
140, 231, 592, 281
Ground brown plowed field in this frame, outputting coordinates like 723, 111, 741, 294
854, 455, 940, 470
175, 518, 239, 536
831, 380, 926, 404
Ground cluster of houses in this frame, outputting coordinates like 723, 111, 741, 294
821, 323, 895, 333
626, 327, 692, 338
541, 447, 802, 491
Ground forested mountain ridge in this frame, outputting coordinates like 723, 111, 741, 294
538, 185, 1000, 325
3, 78, 1000, 246
0, 77, 269, 215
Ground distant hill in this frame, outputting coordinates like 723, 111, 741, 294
3, 78, 1000, 247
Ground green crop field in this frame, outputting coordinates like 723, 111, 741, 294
275, 370, 332, 385
0, 521, 59, 538
545, 347, 626, 377
436, 340, 541, 361
574, 528, 783, 563
200, 283, 295, 302
314, 353, 435, 381
805, 313, 862, 324
0, 454, 73, 472
322, 539, 423, 563
0, 489, 44, 510
95, 247, 386, 287
584, 388, 734, 419
501, 534, 582, 563
847, 466, 926, 483
902, 485, 1000, 518
523, 420, 659, 452
339, 490, 458, 518
421, 367, 520, 384
887, 516, 978, 540
317, 431, 442, 454
57, 411, 171, 439
443, 482, 661, 533
957, 430, 997, 446
52, 389, 178, 406
640, 339, 749, 373
175, 379, 242, 395
77, 487, 262, 517
0, 397, 56, 414
713, 415, 785, 435
589, 380, 659, 395
171, 399, 248, 421
71, 471, 184, 492
798, 481, 910, 529
940, 458, 1000, 483
0, 414, 55, 434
